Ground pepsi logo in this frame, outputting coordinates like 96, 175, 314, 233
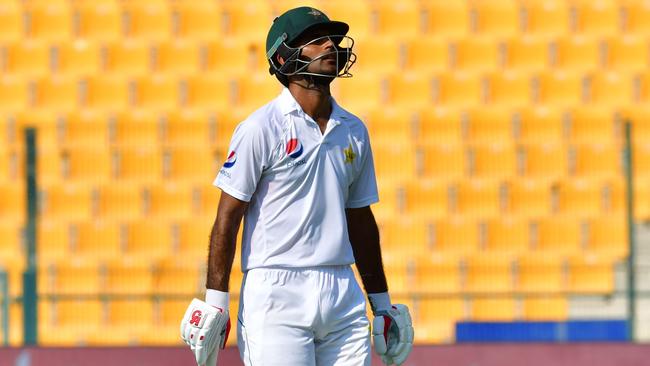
286, 138, 303, 159
223, 151, 237, 168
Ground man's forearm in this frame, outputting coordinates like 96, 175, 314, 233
346, 207, 389, 294
206, 216, 239, 292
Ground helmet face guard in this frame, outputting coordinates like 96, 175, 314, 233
267, 34, 356, 79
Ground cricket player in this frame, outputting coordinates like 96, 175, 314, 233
181, 7, 413, 366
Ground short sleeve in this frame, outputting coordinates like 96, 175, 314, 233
346, 133, 379, 209
213, 121, 268, 202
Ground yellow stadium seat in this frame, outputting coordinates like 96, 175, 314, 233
154, 258, 203, 295
0, 150, 9, 183
366, 107, 414, 146
146, 182, 193, 220
472, 0, 520, 37
5, 40, 50, 77
520, 143, 568, 180
133, 74, 180, 110
535, 216, 583, 255
178, 216, 243, 261
125, 219, 173, 260
435, 72, 482, 107
43, 259, 101, 295
505, 178, 553, 219
373, 144, 417, 182
26, 2, 72, 42
75, 2, 122, 42
608, 177, 650, 221
62, 147, 112, 183
204, 39, 255, 75
465, 107, 514, 144
415, 107, 463, 145
37, 220, 70, 264
74, 220, 121, 261
55, 40, 101, 77
34, 75, 79, 111
431, 216, 480, 257
453, 37, 499, 72
568, 106, 617, 144
415, 298, 464, 343
623, 0, 650, 35
0, 221, 21, 263
571, 143, 621, 179
333, 71, 383, 111
588, 71, 635, 107
556, 178, 604, 218
185, 72, 232, 111
320, 1, 372, 38
123, 2, 172, 41
517, 253, 565, 294
465, 255, 514, 294
503, 36, 550, 72
62, 110, 110, 148
572, 0, 619, 36
379, 217, 431, 258
353, 37, 400, 73
14, 110, 60, 150
111, 110, 161, 148
401, 179, 449, 219
197, 184, 221, 216
421, 1, 470, 37
163, 110, 215, 148
454, 179, 503, 218
486, 71, 532, 107
0, 2, 22, 42
104, 40, 151, 76
373, 179, 398, 222
403, 36, 449, 73
413, 255, 461, 294
164, 146, 217, 183
641, 71, 650, 103
554, 35, 601, 71
634, 142, 650, 180
105, 260, 154, 295
84, 74, 130, 111
522, 296, 568, 321
115, 146, 163, 183
173, 1, 222, 41
521, 0, 570, 37
0, 75, 28, 112
235, 73, 283, 110
387, 72, 434, 109
536, 70, 585, 106
155, 39, 201, 75
471, 298, 517, 321
484, 216, 531, 256
516, 106, 564, 144
587, 215, 628, 260
96, 183, 143, 221
419, 143, 466, 180
604, 35, 648, 72
222, 2, 273, 40
42, 183, 92, 222
374, 0, 420, 38
567, 254, 615, 294
620, 106, 650, 143
105, 298, 153, 333
470, 143, 517, 180
378, 262, 409, 293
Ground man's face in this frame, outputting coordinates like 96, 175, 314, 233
290, 28, 340, 76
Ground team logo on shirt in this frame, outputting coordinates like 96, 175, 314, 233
223, 150, 237, 168
286, 138, 304, 159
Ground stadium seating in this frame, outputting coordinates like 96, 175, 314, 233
0, 1, 22, 43
75, 2, 122, 42
421, 1, 470, 37
521, 0, 570, 37
503, 36, 550, 72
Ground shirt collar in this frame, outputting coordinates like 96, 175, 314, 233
278, 87, 347, 126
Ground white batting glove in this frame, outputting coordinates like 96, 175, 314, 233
372, 304, 414, 366
180, 298, 231, 366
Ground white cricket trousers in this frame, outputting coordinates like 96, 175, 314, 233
237, 265, 371, 366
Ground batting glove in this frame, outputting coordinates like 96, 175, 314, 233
372, 304, 414, 365
181, 298, 231, 366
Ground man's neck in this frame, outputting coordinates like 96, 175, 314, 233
288, 80, 332, 132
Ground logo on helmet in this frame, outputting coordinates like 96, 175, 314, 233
307, 9, 322, 17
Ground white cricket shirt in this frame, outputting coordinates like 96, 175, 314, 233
214, 88, 379, 271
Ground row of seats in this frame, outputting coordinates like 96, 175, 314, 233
0, 0, 649, 43
1, 34, 648, 78
1, 70, 649, 113
3, 295, 569, 346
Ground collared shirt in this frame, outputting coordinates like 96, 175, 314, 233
214, 88, 379, 271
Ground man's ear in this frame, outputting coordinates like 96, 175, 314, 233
276, 54, 285, 66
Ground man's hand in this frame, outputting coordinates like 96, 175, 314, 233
372, 304, 414, 366
181, 298, 231, 366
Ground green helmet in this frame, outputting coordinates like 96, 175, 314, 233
265, 7, 356, 84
